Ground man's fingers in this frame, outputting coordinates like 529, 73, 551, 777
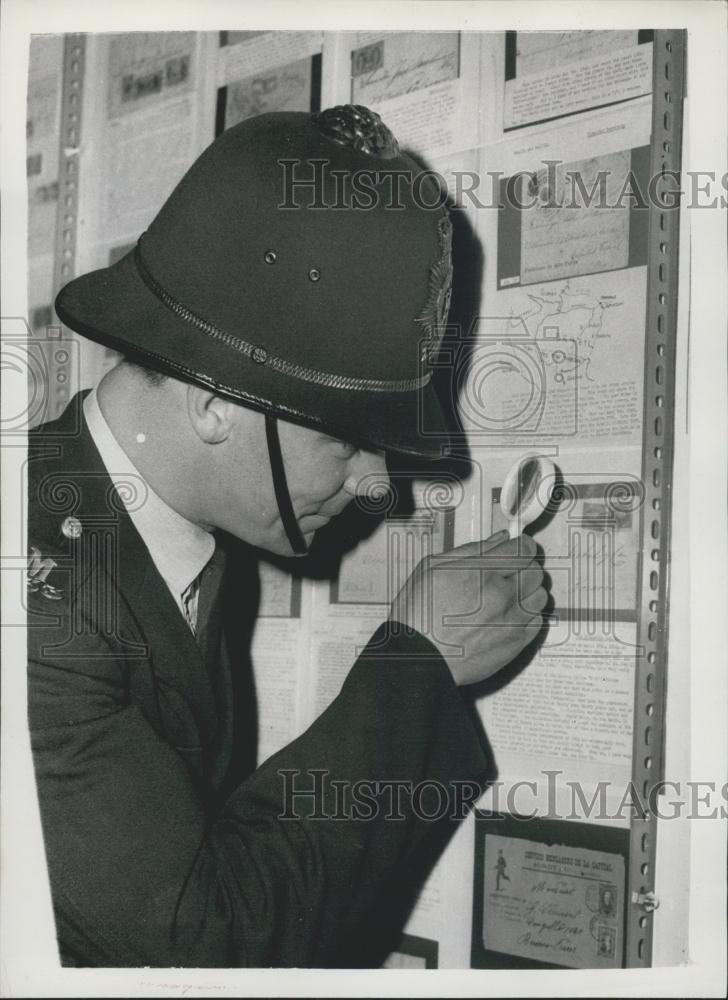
517, 586, 548, 616
440, 532, 535, 559
523, 617, 545, 644
435, 534, 538, 574
476, 534, 539, 577
496, 536, 538, 576
479, 529, 511, 552
497, 587, 547, 627
514, 566, 544, 598
439, 531, 508, 560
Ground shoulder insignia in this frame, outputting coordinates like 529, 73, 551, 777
27, 546, 64, 600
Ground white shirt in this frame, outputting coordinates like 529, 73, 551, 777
83, 388, 215, 631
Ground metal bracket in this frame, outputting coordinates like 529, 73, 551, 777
632, 890, 661, 913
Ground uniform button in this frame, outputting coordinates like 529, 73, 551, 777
61, 515, 83, 539
252, 346, 268, 364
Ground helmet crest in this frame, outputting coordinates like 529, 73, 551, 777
311, 104, 400, 159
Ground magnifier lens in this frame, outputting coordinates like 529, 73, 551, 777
512, 458, 541, 517
501, 454, 556, 536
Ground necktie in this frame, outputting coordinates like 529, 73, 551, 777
193, 544, 227, 651
180, 544, 225, 638
181, 576, 201, 634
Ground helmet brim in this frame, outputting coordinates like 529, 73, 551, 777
55, 249, 452, 461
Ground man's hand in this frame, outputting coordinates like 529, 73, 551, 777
388, 530, 547, 686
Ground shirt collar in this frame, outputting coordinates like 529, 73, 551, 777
83, 387, 215, 599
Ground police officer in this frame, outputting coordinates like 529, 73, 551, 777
27, 106, 546, 967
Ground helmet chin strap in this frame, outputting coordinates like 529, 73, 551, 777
264, 414, 309, 557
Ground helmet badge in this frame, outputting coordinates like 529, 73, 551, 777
416, 214, 453, 364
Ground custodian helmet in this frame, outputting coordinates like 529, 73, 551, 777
55, 106, 453, 462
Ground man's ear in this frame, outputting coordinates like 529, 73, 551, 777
186, 384, 236, 444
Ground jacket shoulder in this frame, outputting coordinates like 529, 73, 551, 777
26, 397, 112, 637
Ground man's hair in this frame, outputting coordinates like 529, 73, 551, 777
124, 358, 168, 387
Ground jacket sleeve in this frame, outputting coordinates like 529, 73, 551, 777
29, 606, 488, 968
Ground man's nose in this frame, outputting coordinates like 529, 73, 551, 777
343, 448, 390, 499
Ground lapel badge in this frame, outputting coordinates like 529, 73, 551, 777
61, 515, 83, 539
27, 546, 64, 600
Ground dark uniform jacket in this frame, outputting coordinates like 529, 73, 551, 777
26, 392, 488, 967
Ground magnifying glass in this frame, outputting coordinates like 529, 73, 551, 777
500, 453, 557, 539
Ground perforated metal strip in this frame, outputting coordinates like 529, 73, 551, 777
50, 33, 85, 419
626, 28, 686, 969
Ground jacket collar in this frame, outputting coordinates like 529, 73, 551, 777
28, 391, 219, 724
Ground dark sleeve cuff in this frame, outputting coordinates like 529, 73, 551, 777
340, 619, 490, 793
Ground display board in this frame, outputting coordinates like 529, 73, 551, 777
24, 27, 687, 969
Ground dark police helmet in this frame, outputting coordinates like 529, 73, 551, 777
55, 105, 453, 459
